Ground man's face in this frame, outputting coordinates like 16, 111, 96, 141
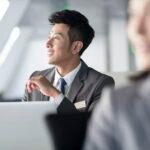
128, 0, 150, 70
46, 23, 74, 66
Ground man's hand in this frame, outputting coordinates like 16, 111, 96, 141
26, 75, 60, 98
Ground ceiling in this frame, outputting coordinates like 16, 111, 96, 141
18, 0, 128, 38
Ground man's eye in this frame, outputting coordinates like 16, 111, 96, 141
53, 36, 60, 40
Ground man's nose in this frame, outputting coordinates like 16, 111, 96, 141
46, 38, 52, 48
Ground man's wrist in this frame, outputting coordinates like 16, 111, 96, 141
50, 88, 61, 98
54, 93, 64, 106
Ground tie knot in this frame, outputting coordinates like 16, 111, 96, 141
58, 78, 66, 94
59, 78, 66, 86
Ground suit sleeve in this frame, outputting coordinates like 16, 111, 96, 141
22, 88, 29, 101
88, 76, 115, 111
57, 97, 77, 113
22, 71, 38, 101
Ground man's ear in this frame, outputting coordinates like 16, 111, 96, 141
71, 41, 83, 55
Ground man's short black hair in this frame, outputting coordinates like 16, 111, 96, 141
48, 9, 95, 56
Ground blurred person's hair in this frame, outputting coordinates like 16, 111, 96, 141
129, 71, 150, 81
48, 9, 95, 56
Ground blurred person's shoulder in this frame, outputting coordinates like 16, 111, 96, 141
108, 72, 150, 109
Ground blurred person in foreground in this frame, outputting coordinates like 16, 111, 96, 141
22, 10, 114, 113
83, 0, 150, 149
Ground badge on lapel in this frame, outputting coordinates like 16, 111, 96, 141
74, 100, 86, 109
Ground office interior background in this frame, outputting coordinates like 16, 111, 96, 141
0, 0, 132, 100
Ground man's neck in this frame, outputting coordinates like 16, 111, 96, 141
56, 59, 81, 76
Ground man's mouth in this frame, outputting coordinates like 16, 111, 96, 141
47, 49, 54, 56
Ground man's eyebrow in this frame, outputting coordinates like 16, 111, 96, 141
49, 32, 64, 37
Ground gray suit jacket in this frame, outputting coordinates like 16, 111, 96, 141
84, 75, 150, 150
23, 60, 114, 113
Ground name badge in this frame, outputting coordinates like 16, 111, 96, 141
74, 100, 86, 109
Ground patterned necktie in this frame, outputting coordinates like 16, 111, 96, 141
57, 78, 66, 95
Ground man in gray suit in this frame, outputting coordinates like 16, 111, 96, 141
23, 10, 114, 113
83, 0, 150, 149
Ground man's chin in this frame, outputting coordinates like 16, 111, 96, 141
48, 59, 57, 65
48, 60, 53, 65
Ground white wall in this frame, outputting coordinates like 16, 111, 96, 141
82, 36, 107, 72
109, 18, 129, 71
4, 39, 51, 99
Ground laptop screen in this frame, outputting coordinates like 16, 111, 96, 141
0, 101, 56, 150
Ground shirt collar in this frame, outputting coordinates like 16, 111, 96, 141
54, 62, 81, 87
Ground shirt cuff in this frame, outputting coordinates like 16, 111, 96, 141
54, 93, 64, 106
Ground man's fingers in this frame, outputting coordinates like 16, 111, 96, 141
26, 80, 39, 93
31, 83, 40, 90
26, 75, 52, 95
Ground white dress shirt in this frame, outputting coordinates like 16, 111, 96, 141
49, 62, 81, 106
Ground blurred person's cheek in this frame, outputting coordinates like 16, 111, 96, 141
135, 51, 150, 71
146, 16, 150, 41
127, 17, 140, 50
136, 17, 150, 70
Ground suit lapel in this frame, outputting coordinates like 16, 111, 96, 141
66, 78, 83, 103
66, 60, 89, 103
41, 68, 55, 100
